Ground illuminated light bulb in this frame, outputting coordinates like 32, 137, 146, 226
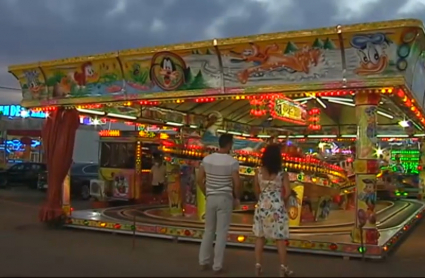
237, 235, 246, 242
375, 147, 384, 157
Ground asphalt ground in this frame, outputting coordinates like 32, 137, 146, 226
1, 187, 425, 277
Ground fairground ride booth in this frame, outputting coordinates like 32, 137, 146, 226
8, 19, 425, 259
0, 105, 47, 168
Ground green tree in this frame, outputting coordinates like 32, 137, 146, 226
45, 72, 66, 86
190, 70, 206, 89
284, 42, 298, 54
312, 38, 324, 49
324, 38, 336, 50
185, 67, 194, 84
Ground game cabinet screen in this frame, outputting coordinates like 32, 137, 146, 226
100, 142, 136, 169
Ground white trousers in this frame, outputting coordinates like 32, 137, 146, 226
199, 194, 233, 271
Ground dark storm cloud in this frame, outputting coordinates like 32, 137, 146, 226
1, 0, 424, 102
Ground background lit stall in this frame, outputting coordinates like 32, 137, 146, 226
0, 132, 43, 168
376, 138, 422, 199
96, 128, 174, 202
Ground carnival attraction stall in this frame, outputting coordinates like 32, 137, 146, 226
8, 19, 425, 259
376, 138, 422, 199
93, 126, 348, 225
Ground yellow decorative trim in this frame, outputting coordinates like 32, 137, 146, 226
340, 18, 424, 33
216, 27, 338, 47
8, 62, 41, 72
120, 40, 215, 56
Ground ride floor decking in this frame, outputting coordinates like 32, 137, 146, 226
66, 200, 425, 259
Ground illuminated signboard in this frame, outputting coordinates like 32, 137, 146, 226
0, 105, 46, 119
270, 97, 307, 125
138, 130, 156, 138
80, 116, 106, 126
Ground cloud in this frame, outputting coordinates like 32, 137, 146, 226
397, 0, 425, 15
106, 0, 127, 18
332, 0, 382, 21
0, 0, 424, 104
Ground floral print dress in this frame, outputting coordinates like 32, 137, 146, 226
252, 171, 289, 240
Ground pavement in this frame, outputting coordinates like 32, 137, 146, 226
1, 187, 425, 277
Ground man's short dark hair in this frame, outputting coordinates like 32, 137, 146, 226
219, 134, 233, 148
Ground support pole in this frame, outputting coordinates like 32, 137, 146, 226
351, 91, 381, 246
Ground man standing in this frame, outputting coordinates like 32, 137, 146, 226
150, 154, 166, 201
198, 134, 241, 273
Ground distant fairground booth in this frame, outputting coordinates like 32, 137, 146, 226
8, 19, 425, 259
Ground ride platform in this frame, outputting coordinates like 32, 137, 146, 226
65, 200, 425, 259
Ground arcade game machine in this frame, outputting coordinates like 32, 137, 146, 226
239, 165, 256, 202
390, 148, 420, 198
97, 128, 163, 202
376, 140, 421, 199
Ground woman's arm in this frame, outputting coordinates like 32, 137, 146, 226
282, 172, 291, 200
254, 169, 260, 200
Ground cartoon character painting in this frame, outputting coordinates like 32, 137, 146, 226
112, 174, 129, 199
23, 70, 44, 99
350, 33, 391, 76
357, 178, 377, 227
71, 62, 99, 89
358, 106, 378, 158
182, 165, 197, 216
365, 106, 378, 143
317, 198, 332, 220
230, 42, 323, 84
287, 189, 302, 220
52, 77, 72, 98
359, 178, 377, 209
150, 51, 190, 91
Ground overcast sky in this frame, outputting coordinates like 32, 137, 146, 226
1, 0, 424, 104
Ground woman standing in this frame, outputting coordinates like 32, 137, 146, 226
252, 144, 292, 277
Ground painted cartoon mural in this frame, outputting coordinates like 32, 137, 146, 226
222, 37, 341, 87
349, 33, 392, 76
356, 177, 377, 229
8, 22, 425, 107
121, 48, 219, 95
345, 28, 425, 81
13, 69, 47, 100
357, 105, 378, 159
181, 165, 197, 217
43, 58, 124, 99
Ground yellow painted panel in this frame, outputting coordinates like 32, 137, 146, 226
218, 34, 343, 88
9, 66, 48, 100
99, 168, 135, 199
41, 55, 124, 100
119, 47, 221, 95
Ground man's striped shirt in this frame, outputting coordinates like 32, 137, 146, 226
202, 153, 239, 196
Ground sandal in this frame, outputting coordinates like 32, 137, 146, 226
279, 264, 293, 277
255, 263, 262, 277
